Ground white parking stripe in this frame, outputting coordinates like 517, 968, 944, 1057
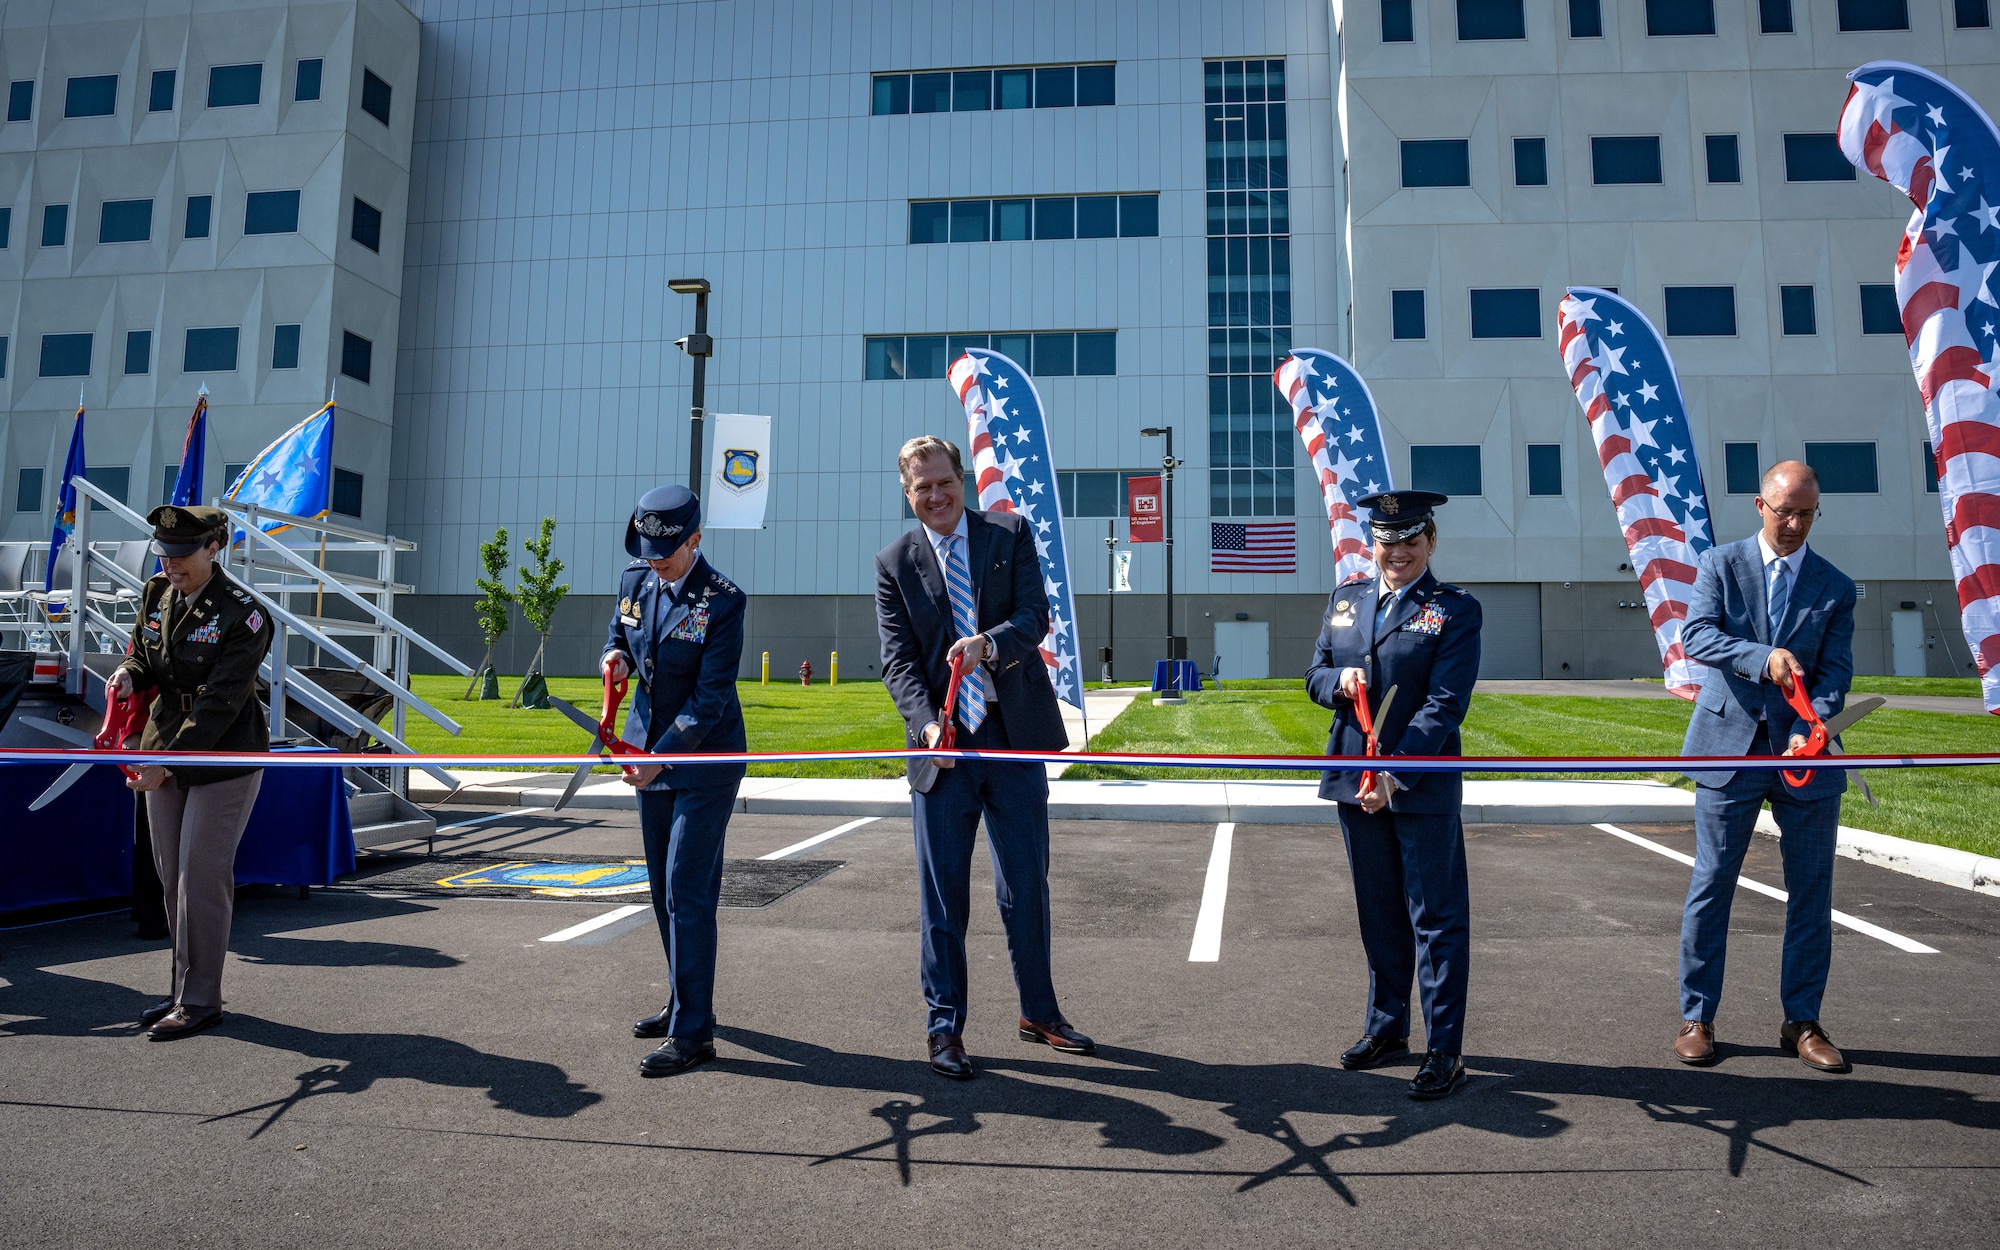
1594, 823, 1938, 954
437, 806, 550, 831
759, 817, 880, 861
1188, 822, 1235, 963
539, 904, 650, 943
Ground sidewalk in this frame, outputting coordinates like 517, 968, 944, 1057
1479, 679, 1989, 716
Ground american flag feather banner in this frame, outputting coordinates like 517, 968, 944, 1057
1838, 60, 2000, 714
947, 349, 1085, 712
1557, 287, 1716, 700
1273, 349, 1393, 586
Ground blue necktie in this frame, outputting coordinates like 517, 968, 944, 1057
942, 534, 987, 733
1767, 559, 1790, 642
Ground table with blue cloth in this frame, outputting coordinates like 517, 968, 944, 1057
0, 748, 356, 916
1151, 660, 1204, 693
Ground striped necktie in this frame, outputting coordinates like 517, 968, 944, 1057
1767, 558, 1790, 642
942, 534, 987, 733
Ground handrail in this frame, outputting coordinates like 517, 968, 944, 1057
264, 662, 456, 789
226, 501, 417, 550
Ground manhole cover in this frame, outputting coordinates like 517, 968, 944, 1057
331, 853, 843, 908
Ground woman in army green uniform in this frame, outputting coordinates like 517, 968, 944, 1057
110, 505, 275, 1041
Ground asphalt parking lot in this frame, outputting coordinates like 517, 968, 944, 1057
4, 805, 1999, 1248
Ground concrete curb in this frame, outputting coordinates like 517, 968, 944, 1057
1753, 810, 2000, 898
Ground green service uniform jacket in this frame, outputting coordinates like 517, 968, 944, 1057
115, 567, 275, 785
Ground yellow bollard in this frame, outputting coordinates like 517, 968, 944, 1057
830, 650, 839, 685
761, 651, 770, 684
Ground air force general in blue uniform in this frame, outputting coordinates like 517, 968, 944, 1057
601, 485, 748, 1077
1305, 490, 1482, 1101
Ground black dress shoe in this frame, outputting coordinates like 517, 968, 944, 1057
1408, 1051, 1464, 1100
138, 1000, 176, 1029
633, 1009, 673, 1039
1019, 1018, 1096, 1055
147, 1007, 223, 1042
1339, 1034, 1410, 1071
929, 1032, 974, 1080
638, 1037, 715, 1077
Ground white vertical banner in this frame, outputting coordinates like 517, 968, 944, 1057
705, 413, 772, 528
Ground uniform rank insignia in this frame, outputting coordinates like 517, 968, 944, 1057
1404, 603, 1446, 636
668, 607, 710, 643
188, 619, 223, 644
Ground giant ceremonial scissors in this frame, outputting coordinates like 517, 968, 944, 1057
910, 648, 976, 795
1779, 673, 1886, 805
1349, 675, 1398, 799
549, 672, 646, 810
25, 688, 158, 811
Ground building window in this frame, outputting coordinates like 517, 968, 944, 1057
7, 81, 31, 122
1528, 444, 1563, 496
1859, 284, 1902, 334
295, 58, 322, 102
908, 194, 1159, 243
910, 73, 951, 113
872, 74, 910, 114
1704, 134, 1740, 183
1392, 290, 1427, 339
1664, 286, 1737, 336
124, 330, 151, 375
272, 323, 301, 369
1570, 0, 1605, 35
64, 75, 118, 118
864, 331, 1115, 379
1783, 134, 1856, 182
952, 70, 992, 111
341, 332, 372, 383
1458, 0, 1527, 39
1838, 0, 1908, 29
41, 204, 68, 247
183, 326, 240, 373
84, 466, 130, 510
1591, 136, 1663, 185
0, 206, 11, 248
332, 468, 364, 517
224, 463, 247, 490
864, 336, 905, 380
149, 70, 176, 112
1034, 198, 1073, 239
1401, 140, 1472, 188
1923, 441, 1941, 492
1033, 333, 1076, 376
361, 69, 392, 125
1724, 442, 1760, 494
207, 63, 263, 108
0, 334, 6, 375
1805, 441, 1879, 493
98, 198, 153, 244
244, 190, 301, 234
1646, 0, 1717, 35
1761, 0, 1796, 30
1469, 288, 1542, 338
1205, 190, 1291, 236
17, 467, 42, 514
39, 333, 93, 377
1383, 0, 1416, 41
1960, 0, 1992, 26
1514, 137, 1548, 186
871, 63, 1111, 114
1058, 471, 1146, 517
351, 198, 382, 251
185, 195, 212, 239
1036, 66, 1078, 107
1412, 445, 1484, 496
1778, 285, 1816, 336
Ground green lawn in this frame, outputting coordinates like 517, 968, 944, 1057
1644, 675, 1982, 698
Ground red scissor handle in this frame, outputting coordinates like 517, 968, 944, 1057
1352, 673, 1380, 795
935, 650, 974, 751
99, 687, 157, 780
598, 672, 643, 779
1778, 671, 1828, 789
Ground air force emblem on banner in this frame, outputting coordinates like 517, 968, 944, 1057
434, 860, 650, 897
720, 448, 760, 492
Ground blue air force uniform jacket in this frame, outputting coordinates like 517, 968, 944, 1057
601, 553, 747, 791
1304, 569, 1482, 813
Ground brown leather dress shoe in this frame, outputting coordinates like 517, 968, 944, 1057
1780, 1020, 1851, 1073
1674, 1020, 1717, 1066
1019, 1018, 1095, 1055
929, 1032, 973, 1079
147, 1007, 223, 1042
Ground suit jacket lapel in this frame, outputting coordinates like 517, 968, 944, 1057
169, 584, 213, 646
911, 528, 951, 624
1735, 541, 1770, 645
964, 511, 992, 624
659, 557, 697, 638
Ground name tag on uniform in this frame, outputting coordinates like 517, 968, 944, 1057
1330, 599, 1355, 628
619, 596, 640, 627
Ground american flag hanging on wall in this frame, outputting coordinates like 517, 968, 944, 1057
947, 349, 1085, 712
1210, 521, 1297, 573
1557, 287, 1716, 700
1838, 60, 2000, 714
1273, 349, 1392, 586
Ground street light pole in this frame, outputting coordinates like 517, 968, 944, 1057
1140, 426, 1182, 702
669, 278, 713, 493
1104, 523, 1116, 683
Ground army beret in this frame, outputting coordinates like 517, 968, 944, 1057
147, 504, 229, 557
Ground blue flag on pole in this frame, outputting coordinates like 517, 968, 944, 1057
171, 394, 208, 508
224, 402, 334, 538
45, 404, 87, 603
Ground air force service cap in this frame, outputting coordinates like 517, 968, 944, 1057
146, 504, 230, 557
625, 485, 700, 559
1354, 490, 1449, 543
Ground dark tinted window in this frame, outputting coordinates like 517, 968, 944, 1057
1924, 441, 1941, 492
1781, 285, 1816, 335
1035, 66, 1075, 107
341, 331, 372, 383
1646, 0, 1717, 35
1805, 441, 1879, 493
1592, 136, 1663, 184
909, 201, 949, 243
207, 63, 262, 107
39, 333, 93, 377
953, 70, 990, 111
361, 69, 391, 124
1412, 445, 1483, 495
1383, 0, 1416, 39
295, 58, 323, 102
85, 466, 129, 509
996, 69, 1032, 109
1514, 137, 1548, 185
245, 190, 300, 234
905, 336, 948, 379
994, 199, 1032, 240
184, 326, 240, 372
17, 467, 42, 513
1077, 196, 1118, 238
124, 330, 151, 375
1402, 139, 1472, 187
7, 81, 31, 122
865, 336, 905, 380
41, 204, 68, 247
1705, 134, 1740, 183
332, 468, 363, 517
1458, 0, 1526, 38
1076, 64, 1115, 106
992, 332, 1031, 362
99, 198, 153, 243
1960, 0, 1992, 26
1859, 284, 1902, 334
1032, 332, 1074, 376
272, 323, 301, 369
149, 69, 175, 112
1838, 0, 1908, 28
912, 72, 951, 113
65, 75, 117, 118
1392, 289, 1426, 339
1724, 442, 1760, 494
1528, 444, 1563, 496
1664, 286, 1736, 336
1076, 331, 1117, 375
1783, 133, 1856, 181
0, 207, 8, 249
872, 74, 909, 115
184, 195, 211, 238
1034, 197, 1075, 240
948, 199, 988, 242
1760, 0, 1795, 30
351, 197, 383, 251
1570, 0, 1604, 35
1119, 195, 1159, 237
1469, 288, 1541, 338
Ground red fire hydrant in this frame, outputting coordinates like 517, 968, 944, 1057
799, 660, 813, 686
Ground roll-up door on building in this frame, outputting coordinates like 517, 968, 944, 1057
1455, 583, 1542, 679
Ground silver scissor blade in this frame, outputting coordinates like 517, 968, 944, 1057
21, 716, 98, 748
1821, 696, 1887, 740
1369, 685, 1399, 753
29, 763, 94, 812
1825, 739, 1881, 808
546, 696, 609, 812
546, 695, 603, 736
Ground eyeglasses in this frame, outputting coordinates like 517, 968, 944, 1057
1758, 500, 1819, 522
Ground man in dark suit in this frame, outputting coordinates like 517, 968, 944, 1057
875, 435, 1093, 1080
1674, 461, 1857, 1073
602, 485, 748, 1077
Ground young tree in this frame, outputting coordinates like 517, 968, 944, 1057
465, 526, 511, 700
510, 516, 569, 709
